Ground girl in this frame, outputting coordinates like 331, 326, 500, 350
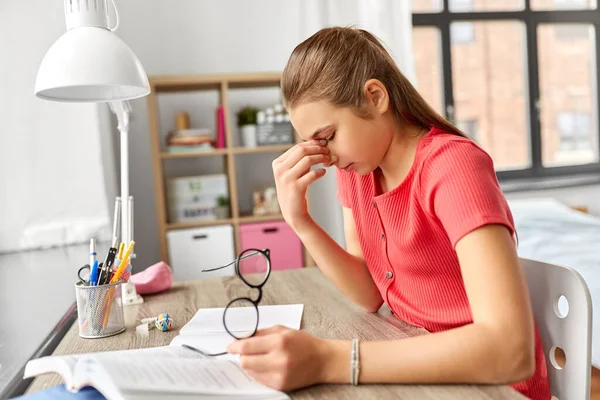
227, 27, 551, 399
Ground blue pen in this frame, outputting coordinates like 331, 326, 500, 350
89, 260, 99, 286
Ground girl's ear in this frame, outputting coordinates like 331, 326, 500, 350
363, 79, 389, 116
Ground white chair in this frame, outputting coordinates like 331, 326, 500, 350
521, 258, 593, 400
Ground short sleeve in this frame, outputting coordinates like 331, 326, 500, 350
335, 169, 352, 208
420, 140, 515, 247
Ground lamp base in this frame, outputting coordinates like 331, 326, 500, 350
122, 281, 144, 306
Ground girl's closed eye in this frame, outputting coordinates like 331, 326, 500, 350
325, 131, 336, 143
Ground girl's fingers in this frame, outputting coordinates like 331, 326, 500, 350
277, 143, 329, 171
227, 335, 274, 355
297, 168, 327, 187
287, 154, 330, 179
254, 325, 288, 336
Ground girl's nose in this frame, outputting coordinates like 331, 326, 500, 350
328, 154, 339, 166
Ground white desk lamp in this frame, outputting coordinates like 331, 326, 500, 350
35, 0, 148, 304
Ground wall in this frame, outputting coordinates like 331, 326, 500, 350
105, 0, 348, 270
0, 1, 112, 253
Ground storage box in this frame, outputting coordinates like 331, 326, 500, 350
256, 122, 294, 145
167, 225, 236, 281
239, 221, 303, 270
167, 174, 228, 223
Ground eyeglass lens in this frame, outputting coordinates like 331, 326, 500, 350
224, 298, 259, 339
238, 249, 269, 287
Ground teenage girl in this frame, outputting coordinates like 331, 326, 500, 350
227, 27, 551, 399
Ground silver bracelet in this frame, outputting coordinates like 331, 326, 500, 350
350, 338, 360, 385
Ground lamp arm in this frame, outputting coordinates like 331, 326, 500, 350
109, 101, 134, 261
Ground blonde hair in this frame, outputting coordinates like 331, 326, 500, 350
281, 26, 465, 138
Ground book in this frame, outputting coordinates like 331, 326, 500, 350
216, 106, 226, 149
22, 304, 304, 399
165, 144, 214, 153
23, 345, 288, 400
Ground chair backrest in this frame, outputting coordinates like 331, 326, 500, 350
520, 258, 592, 400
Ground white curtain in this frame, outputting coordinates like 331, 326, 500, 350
299, 0, 415, 247
0, 0, 113, 253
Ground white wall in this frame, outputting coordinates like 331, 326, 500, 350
105, 0, 347, 270
0, 1, 112, 253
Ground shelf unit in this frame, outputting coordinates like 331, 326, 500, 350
147, 72, 313, 267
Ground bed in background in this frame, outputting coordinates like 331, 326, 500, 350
507, 197, 600, 368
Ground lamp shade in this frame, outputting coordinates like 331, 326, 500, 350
35, 27, 150, 102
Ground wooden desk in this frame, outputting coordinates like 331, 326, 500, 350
26, 268, 525, 399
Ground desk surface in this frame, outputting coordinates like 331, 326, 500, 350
26, 268, 525, 399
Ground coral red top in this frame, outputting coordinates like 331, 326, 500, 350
336, 127, 550, 399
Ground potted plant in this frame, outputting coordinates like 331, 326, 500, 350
215, 195, 230, 219
237, 106, 259, 148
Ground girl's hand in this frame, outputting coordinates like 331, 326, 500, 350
227, 325, 332, 392
272, 141, 334, 231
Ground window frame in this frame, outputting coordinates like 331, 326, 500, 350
412, 0, 600, 182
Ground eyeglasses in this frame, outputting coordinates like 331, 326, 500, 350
184, 248, 271, 357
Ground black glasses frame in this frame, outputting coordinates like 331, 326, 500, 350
187, 248, 271, 357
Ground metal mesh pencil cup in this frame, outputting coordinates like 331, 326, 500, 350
75, 280, 126, 339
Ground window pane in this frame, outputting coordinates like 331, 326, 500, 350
451, 21, 530, 171
538, 24, 599, 166
531, 0, 596, 11
413, 27, 444, 116
450, 0, 524, 11
412, 0, 443, 13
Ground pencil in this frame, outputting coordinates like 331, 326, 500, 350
102, 241, 135, 328
117, 242, 125, 261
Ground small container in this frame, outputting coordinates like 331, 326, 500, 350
75, 280, 126, 339
257, 111, 266, 125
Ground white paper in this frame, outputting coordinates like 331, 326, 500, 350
99, 356, 280, 396
179, 304, 304, 335
169, 333, 239, 362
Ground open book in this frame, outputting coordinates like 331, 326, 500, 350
23, 304, 304, 399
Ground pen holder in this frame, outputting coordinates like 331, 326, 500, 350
75, 280, 126, 339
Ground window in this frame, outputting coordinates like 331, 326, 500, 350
555, 23, 590, 41
451, 22, 475, 44
538, 0, 596, 10
412, 2, 600, 180
449, 0, 474, 44
450, 0, 473, 12
457, 120, 478, 140
412, 27, 444, 115
557, 112, 591, 150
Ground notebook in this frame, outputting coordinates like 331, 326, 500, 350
169, 304, 304, 360
22, 304, 304, 400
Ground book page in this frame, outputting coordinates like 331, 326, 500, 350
179, 304, 304, 335
23, 353, 81, 382
96, 356, 283, 396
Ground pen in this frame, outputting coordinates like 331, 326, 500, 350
89, 260, 99, 286
90, 238, 96, 267
98, 245, 118, 285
